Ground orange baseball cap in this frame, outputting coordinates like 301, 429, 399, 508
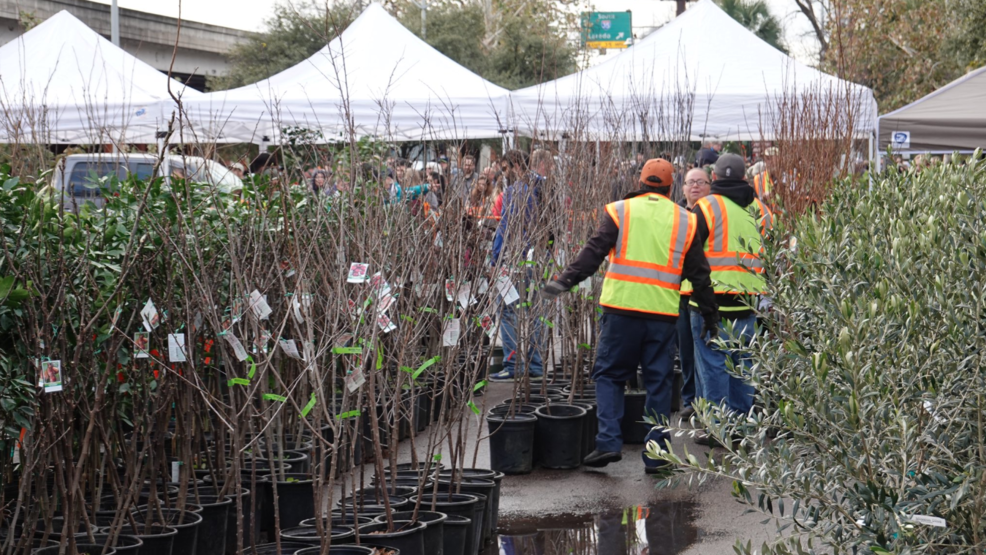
639, 158, 674, 187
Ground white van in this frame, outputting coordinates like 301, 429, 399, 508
51, 153, 244, 211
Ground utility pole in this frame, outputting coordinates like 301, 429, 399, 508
419, 0, 427, 40
110, 0, 120, 46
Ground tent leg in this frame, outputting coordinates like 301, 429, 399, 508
867, 132, 875, 192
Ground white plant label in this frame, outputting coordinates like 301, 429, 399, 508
369, 273, 391, 296
249, 290, 272, 320
377, 313, 396, 333
192, 311, 203, 334
39, 360, 63, 393
480, 313, 496, 339
442, 318, 461, 347
910, 515, 946, 527
168, 334, 186, 362
444, 279, 455, 302
495, 276, 520, 305
171, 461, 180, 483
347, 262, 370, 283
457, 283, 477, 309
292, 295, 304, 324
141, 299, 160, 332
280, 339, 303, 360
376, 293, 396, 314
346, 368, 366, 392
477, 279, 490, 296
224, 333, 248, 362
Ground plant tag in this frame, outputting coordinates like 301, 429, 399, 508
253, 329, 272, 354
376, 293, 395, 314
224, 333, 248, 361
347, 262, 370, 283
457, 283, 477, 309
134, 332, 149, 359
249, 290, 272, 320
39, 360, 63, 393
292, 295, 304, 324
442, 318, 461, 347
477, 279, 490, 296
369, 273, 391, 296
495, 276, 519, 305
910, 515, 946, 527
111, 306, 123, 328
280, 339, 303, 360
345, 368, 366, 392
192, 311, 203, 334
377, 313, 396, 333
168, 334, 186, 362
141, 299, 160, 332
434, 232, 443, 248
480, 314, 496, 339
444, 279, 455, 302
171, 461, 180, 483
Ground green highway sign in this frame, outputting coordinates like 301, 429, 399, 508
580, 11, 632, 49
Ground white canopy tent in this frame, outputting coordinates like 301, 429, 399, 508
183, 3, 511, 143
510, 0, 878, 143
0, 11, 201, 145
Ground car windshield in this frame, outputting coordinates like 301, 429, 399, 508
177, 158, 244, 193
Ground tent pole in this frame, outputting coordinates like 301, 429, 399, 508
111, 0, 120, 46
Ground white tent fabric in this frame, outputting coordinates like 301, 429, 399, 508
510, 0, 878, 141
183, 3, 511, 142
0, 11, 201, 144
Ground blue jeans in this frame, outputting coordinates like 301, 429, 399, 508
677, 304, 699, 406
689, 311, 757, 414
498, 291, 544, 377
591, 313, 676, 467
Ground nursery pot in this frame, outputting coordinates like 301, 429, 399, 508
84, 534, 143, 555
191, 494, 231, 555
358, 521, 425, 555
621, 390, 649, 445
570, 400, 598, 461
280, 524, 355, 545
132, 507, 201, 555
373, 511, 445, 555
438, 469, 503, 542
34, 545, 116, 555
295, 547, 375, 555
486, 412, 537, 475
339, 494, 410, 514
534, 404, 587, 469
108, 524, 176, 555
441, 515, 471, 555
248, 541, 313, 555
274, 473, 316, 529
43, 518, 99, 540
436, 479, 495, 547
410, 494, 479, 555
301, 515, 374, 528
487, 403, 541, 417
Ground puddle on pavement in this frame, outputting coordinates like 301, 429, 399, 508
484, 500, 701, 555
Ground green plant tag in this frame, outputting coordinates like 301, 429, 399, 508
376, 345, 383, 370
247, 356, 256, 379
335, 409, 361, 420
473, 380, 487, 392
301, 392, 317, 417
263, 394, 287, 402
332, 346, 361, 355
419, 307, 437, 314
228, 378, 250, 386
467, 400, 480, 415
433, 454, 442, 462
578, 343, 591, 350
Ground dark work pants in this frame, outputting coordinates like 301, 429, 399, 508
591, 312, 677, 468
677, 303, 698, 406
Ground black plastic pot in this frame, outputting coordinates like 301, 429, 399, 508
338, 494, 410, 514
107, 524, 176, 555
249, 541, 313, 555
358, 521, 425, 555
570, 400, 597, 461
534, 404, 586, 469
34, 545, 116, 555
441, 515, 471, 555
302, 515, 374, 527
88, 533, 143, 555
436, 478, 494, 547
133, 506, 201, 555
280, 524, 355, 545
191, 494, 231, 555
275, 473, 316, 529
486, 412, 537, 475
410, 494, 479, 555
487, 403, 541, 417
295, 546, 375, 555
621, 390, 649, 444
373, 511, 445, 555
42, 517, 99, 540
271, 451, 311, 474
355, 485, 417, 501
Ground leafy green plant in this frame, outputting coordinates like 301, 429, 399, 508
650, 152, 986, 554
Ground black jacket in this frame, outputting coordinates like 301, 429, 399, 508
691, 179, 759, 319
557, 189, 718, 324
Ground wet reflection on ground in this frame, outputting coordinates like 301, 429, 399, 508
485, 500, 701, 555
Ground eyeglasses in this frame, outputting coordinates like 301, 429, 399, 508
684, 179, 710, 186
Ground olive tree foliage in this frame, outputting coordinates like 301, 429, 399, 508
649, 154, 986, 554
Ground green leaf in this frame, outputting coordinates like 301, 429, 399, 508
376, 345, 383, 370
228, 378, 250, 386
300, 392, 317, 417
412, 356, 441, 380
418, 307, 437, 314
432, 454, 442, 462
335, 409, 361, 420
473, 380, 487, 392
467, 400, 480, 415
578, 343, 591, 350
263, 394, 287, 402
538, 316, 554, 328
247, 359, 256, 379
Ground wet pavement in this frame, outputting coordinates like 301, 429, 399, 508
482, 500, 701, 555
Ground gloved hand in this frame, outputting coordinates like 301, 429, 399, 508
702, 314, 720, 345
540, 280, 568, 300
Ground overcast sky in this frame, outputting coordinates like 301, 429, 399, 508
91, 0, 820, 63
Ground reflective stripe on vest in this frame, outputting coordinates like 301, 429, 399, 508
681, 194, 770, 302
598, 193, 696, 317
